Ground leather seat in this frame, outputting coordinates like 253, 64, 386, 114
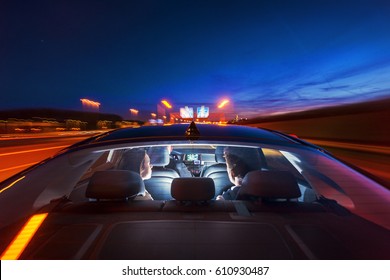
201, 146, 233, 197
144, 146, 179, 200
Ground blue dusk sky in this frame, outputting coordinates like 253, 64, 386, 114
1, 0, 390, 119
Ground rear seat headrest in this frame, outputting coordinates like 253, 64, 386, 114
238, 170, 301, 199
148, 146, 170, 166
171, 178, 215, 201
86, 170, 145, 200
118, 148, 146, 172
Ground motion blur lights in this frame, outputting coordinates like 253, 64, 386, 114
80, 98, 101, 107
161, 100, 172, 109
129, 108, 139, 114
0, 176, 25, 194
1, 213, 48, 260
217, 99, 230, 108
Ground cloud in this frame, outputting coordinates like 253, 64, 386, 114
227, 51, 390, 117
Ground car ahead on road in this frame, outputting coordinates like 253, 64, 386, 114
0, 122, 389, 260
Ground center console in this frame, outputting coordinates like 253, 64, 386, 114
183, 153, 203, 176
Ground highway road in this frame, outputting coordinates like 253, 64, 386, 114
305, 139, 390, 188
1, 132, 389, 188
0, 132, 99, 182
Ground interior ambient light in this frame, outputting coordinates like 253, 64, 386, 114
0, 213, 48, 260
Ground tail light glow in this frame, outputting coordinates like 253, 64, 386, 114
0, 213, 48, 260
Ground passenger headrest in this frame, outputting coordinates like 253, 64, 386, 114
171, 178, 215, 201
148, 146, 170, 166
86, 170, 145, 200
215, 146, 263, 169
238, 170, 301, 199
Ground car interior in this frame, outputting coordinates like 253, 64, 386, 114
69, 144, 313, 203
5, 143, 388, 260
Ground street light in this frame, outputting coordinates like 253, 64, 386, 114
80, 98, 100, 111
217, 99, 230, 109
160, 99, 173, 123
217, 98, 231, 123
129, 108, 139, 115
161, 100, 172, 109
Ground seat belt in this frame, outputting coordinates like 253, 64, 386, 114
176, 163, 193, 177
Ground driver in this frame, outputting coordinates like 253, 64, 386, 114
216, 147, 252, 200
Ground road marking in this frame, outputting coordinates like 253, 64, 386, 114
0, 162, 40, 173
0, 145, 68, 157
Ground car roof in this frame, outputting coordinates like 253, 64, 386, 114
70, 123, 305, 149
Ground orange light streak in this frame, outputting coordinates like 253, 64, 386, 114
0, 163, 39, 173
80, 98, 101, 108
1, 213, 48, 260
129, 109, 139, 115
161, 100, 172, 109
0, 176, 25, 194
218, 99, 230, 108
0, 145, 68, 157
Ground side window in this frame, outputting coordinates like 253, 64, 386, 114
90, 151, 111, 169
262, 148, 300, 176
78, 151, 113, 182
262, 148, 314, 201
71, 151, 113, 202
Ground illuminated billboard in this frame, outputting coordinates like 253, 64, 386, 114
197, 106, 209, 118
180, 106, 193, 118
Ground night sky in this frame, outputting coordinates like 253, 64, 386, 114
1, 0, 390, 119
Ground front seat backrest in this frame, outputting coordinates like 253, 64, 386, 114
201, 146, 232, 197
145, 146, 179, 200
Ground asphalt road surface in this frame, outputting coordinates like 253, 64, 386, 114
306, 139, 390, 188
1, 132, 389, 188
0, 132, 98, 182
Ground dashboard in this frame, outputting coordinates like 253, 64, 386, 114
183, 153, 203, 176
185, 153, 201, 164
170, 148, 217, 177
